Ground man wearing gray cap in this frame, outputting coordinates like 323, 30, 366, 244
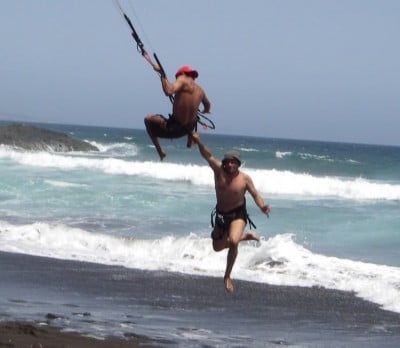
190, 132, 271, 292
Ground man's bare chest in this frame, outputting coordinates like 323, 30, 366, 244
216, 174, 245, 194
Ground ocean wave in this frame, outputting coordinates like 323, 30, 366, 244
249, 168, 400, 200
1, 147, 399, 200
1, 220, 399, 313
237, 147, 259, 152
86, 141, 138, 156
299, 152, 334, 162
277, 150, 360, 164
44, 180, 88, 188
275, 151, 292, 158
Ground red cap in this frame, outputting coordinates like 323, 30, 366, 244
175, 65, 199, 79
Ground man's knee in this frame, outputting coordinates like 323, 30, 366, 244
227, 220, 246, 245
212, 240, 226, 252
228, 238, 240, 248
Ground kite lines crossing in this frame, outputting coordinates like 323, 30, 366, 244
113, 0, 166, 78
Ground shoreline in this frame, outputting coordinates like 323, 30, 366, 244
0, 321, 161, 348
2, 250, 400, 347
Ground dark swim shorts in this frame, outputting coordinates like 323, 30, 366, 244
150, 114, 196, 139
210, 202, 256, 240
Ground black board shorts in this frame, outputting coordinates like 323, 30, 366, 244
211, 203, 248, 240
150, 114, 195, 139
210, 199, 256, 240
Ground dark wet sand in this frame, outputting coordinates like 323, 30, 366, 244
2, 250, 400, 347
0, 321, 158, 348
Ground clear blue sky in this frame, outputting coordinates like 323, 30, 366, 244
1, 0, 399, 146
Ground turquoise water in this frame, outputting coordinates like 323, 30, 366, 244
0, 121, 399, 314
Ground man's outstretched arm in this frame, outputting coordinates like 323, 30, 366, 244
190, 132, 220, 171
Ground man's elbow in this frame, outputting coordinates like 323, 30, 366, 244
163, 88, 174, 96
161, 84, 175, 96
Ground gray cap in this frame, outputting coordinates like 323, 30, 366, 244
222, 150, 241, 165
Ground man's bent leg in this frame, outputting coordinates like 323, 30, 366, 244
144, 114, 166, 160
224, 245, 238, 293
186, 133, 194, 148
212, 226, 229, 251
223, 219, 246, 293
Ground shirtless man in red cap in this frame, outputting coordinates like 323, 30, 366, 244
190, 132, 271, 292
144, 65, 211, 160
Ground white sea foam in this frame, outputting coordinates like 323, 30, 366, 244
299, 152, 334, 162
1, 220, 399, 313
86, 141, 138, 156
248, 168, 400, 200
275, 151, 292, 158
1, 147, 400, 200
44, 180, 88, 188
237, 147, 259, 152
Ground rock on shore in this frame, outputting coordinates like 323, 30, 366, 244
0, 123, 98, 152
0, 321, 154, 348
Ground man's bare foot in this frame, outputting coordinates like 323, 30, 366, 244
158, 150, 166, 161
224, 276, 234, 293
243, 231, 260, 241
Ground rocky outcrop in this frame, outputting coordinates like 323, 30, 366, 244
0, 123, 98, 152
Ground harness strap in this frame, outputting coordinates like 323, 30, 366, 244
247, 215, 257, 229
211, 207, 216, 227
